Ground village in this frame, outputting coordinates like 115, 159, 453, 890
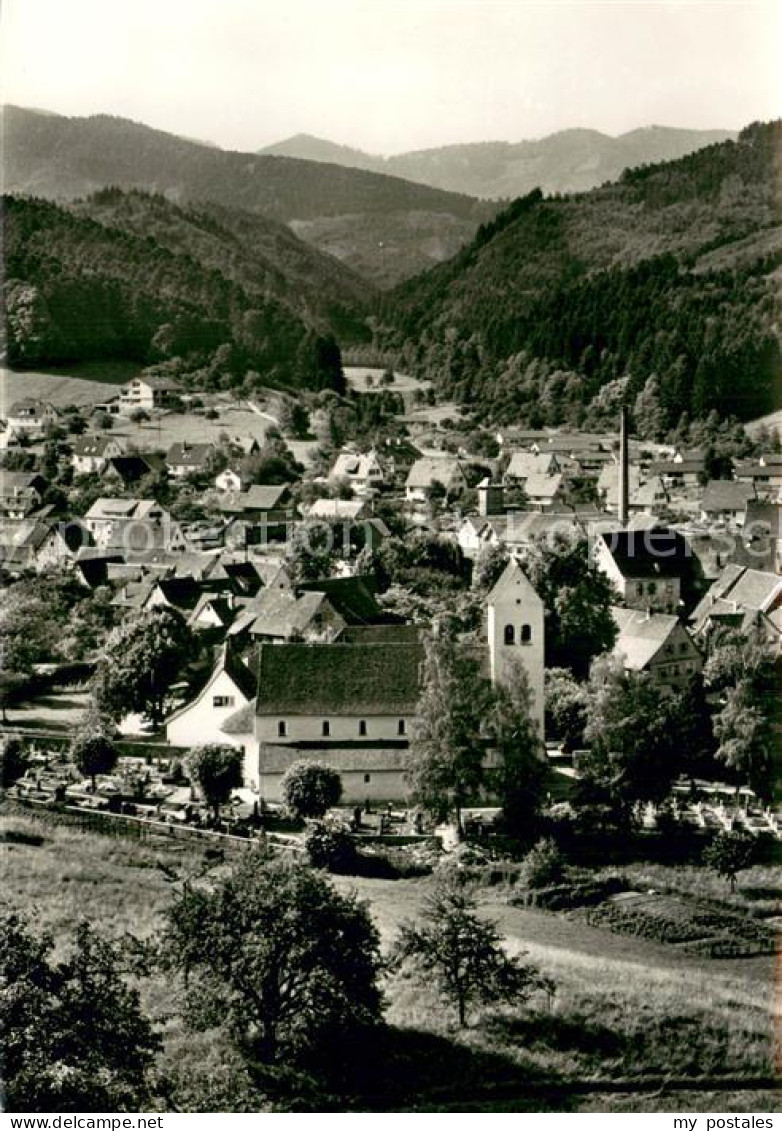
1, 367, 780, 839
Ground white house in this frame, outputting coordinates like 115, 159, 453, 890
71, 435, 124, 475
329, 449, 385, 494
215, 467, 245, 492
119, 376, 181, 414
405, 457, 466, 504
166, 442, 215, 478
594, 528, 690, 615
166, 645, 258, 785
610, 606, 702, 690
6, 399, 59, 438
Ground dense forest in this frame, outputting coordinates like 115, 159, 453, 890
377, 122, 782, 433
3, 193, 354, 394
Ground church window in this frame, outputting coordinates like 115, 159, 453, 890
504, 624, 515, 645
359, 720, 368, 736
322, 720, 330, 737
277, 720, 287, 737
520, 624, 532, 645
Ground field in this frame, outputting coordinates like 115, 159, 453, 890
343, 366, 430, 396
745, 409, 782, 440
110, 406, 276, 451
2, 362, 137, 412
2, 804, 779, 1113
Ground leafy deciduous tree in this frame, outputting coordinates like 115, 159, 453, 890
91, 607, 195, 727
162, 854, 382, 1065
391, 872, 550, 1026
185, 744, 244, 822
0, 912, 160, 1112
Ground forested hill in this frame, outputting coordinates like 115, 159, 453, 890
377, 121, 782, 433
3, 107, 493, 286
3, 191, 367, 394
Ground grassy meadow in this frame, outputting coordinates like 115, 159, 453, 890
2, 804, 779, 1113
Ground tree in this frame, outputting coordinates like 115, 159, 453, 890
286, 521, 340, 583
0, 736, 29, 791
71, 720, 118, 792
0, 911, 160, 1112
520, 535, 617, 679
391, 872, 549, 1026
162, 854, 382, 1065
580, 656, 684, 813
408, 632, 491, 827
281, 760, 343, 820
91, 607, 195, 727
486, 656, 547, 841
704, 629, 776, 799
545, 667, 588, 750
703, 831, 755, 893
519, 838, 567, 889
279, 401, 309, 439
185, 744, 243, 822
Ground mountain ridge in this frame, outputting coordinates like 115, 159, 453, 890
2, 105, 494, 287
259, 125, 737, 199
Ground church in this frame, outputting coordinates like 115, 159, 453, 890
224, 560, 545, 804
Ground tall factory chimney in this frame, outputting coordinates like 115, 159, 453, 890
618, 406, 629, 527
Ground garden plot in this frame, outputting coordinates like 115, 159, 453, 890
582, 891, 775, 958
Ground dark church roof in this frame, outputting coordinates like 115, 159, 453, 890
256, 641, 423, 717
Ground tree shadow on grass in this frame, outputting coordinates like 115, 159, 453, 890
484, 1009, 626, 1062
313, 1022, 579, 1112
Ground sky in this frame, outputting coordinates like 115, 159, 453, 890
2, 0, 780, 154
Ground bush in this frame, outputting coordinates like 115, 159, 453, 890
304, 820, 357, 873
519, 837, 567, 889
281, 761, 343, 820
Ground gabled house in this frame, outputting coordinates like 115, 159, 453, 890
376, 437, 423, 481
33, 519, 93, 570
405, 457, 466, 504
700, 480, 756, 526
227, 587, 346, 646
166, 644, 257, 782
733, 455, 782, 491
70, 435, 124, 476
597, 462, 641, 510
690, 564, 782, 648
214, 467, 245, 492
594, 527, 691, 614
329, 449, 385, 494
523, 472, 569, 510
100, 454, 166, 490
84, 498, 184, 555
0, 472, 48, 520
610, 606, 702, 690
253, 638, 423, 802
629, 477, 670, 515
166, 442, 215, 479
648, 458, 705, 489
5, 399, 59, 438
504, 451, 563, 482
219, 484, 294, 527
